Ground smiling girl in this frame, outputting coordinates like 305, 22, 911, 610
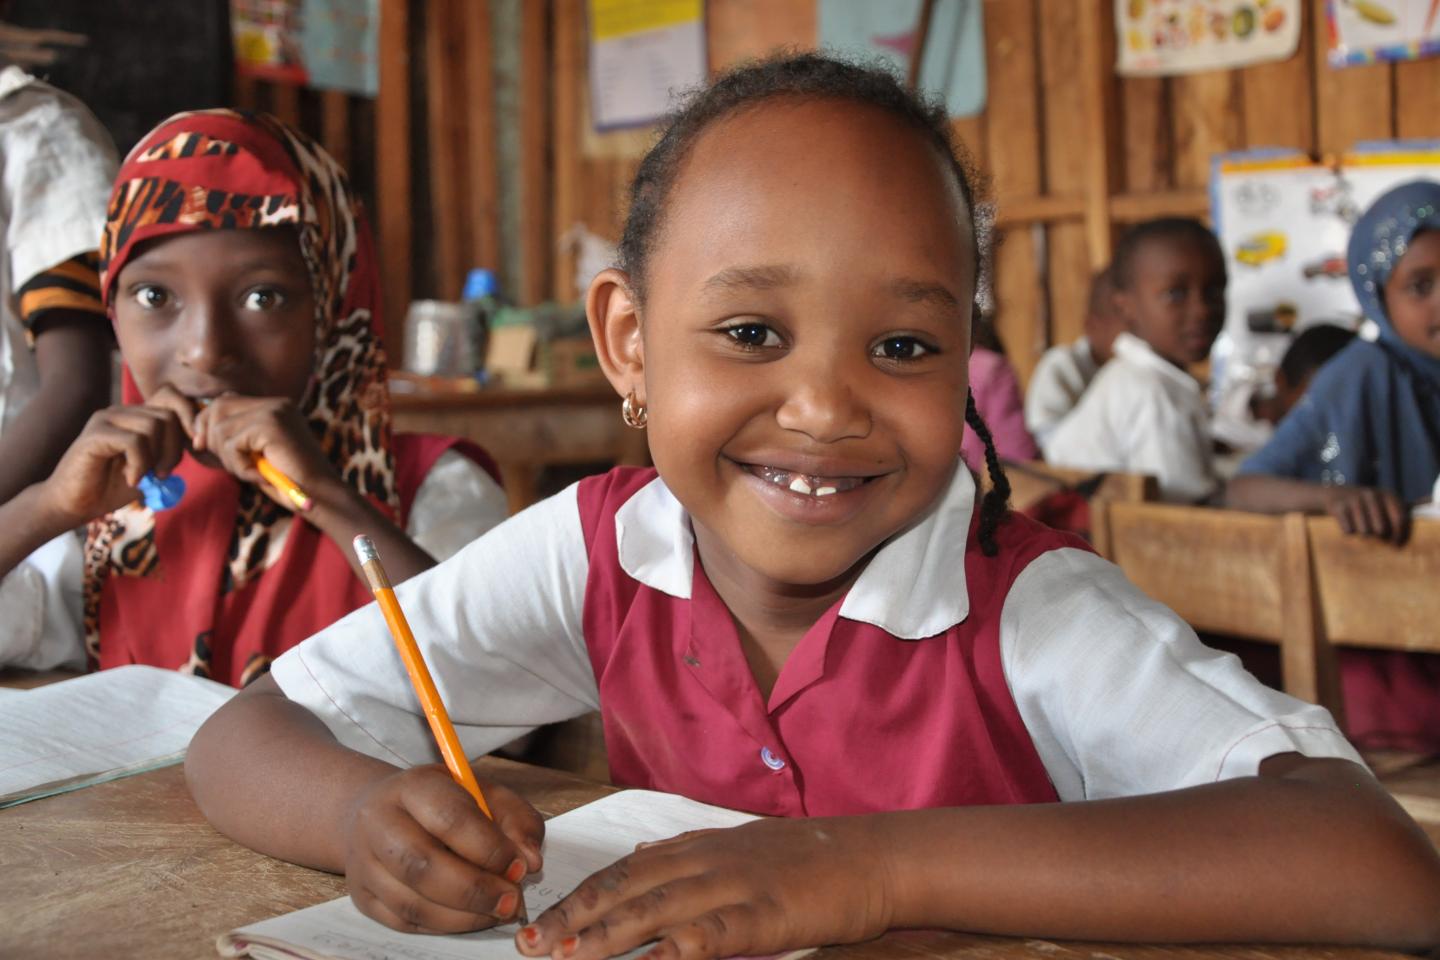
188, 58, 1440, 951
0, 110, 506, 684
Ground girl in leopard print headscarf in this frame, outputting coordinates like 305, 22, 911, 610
1, 109, 503, 685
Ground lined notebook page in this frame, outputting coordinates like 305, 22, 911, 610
219, 790, 815, 960
0, 665, 234, 807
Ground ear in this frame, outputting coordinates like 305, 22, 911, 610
1112, 288, 1141, 332
586, 267, 646, 402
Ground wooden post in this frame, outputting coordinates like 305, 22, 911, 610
377, 0, 413, 362
463, 0, 502, 275
1077, 0, 1117, 267
425, 0, 468, 301
320, 91, 352, 175
519, 0, 551, 305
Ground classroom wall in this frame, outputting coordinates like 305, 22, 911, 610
234, 0, 1440, 379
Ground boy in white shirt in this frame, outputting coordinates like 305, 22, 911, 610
1042, 218, 1226, 503
1024, 266, 1121, 445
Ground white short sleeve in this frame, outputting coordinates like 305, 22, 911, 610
1, 77, 117, 286
270, 483, 598, 766
0, 530, 84, 671
405, 449, 509, 561
1001, 548, 1364, 801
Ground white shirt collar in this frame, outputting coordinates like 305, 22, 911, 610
1111, 331, 1200, 393
615, 465, 975, 640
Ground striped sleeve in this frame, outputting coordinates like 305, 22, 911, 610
16, 250, 105, 343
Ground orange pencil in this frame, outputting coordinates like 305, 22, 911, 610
351, 535, 527, 924
255, 456, 313, 512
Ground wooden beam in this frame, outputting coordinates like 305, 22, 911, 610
1109, 188, 1210, 222
519, 0, 551, 305
551, 0, 583, 300
463, 0, 501, 276
377, 0, 413, 362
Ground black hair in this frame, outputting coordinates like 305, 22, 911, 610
965, 392, 1009, 557
617, 52, 1009, 557
1278, 323, 1355, 386
618, 51, 985, 300
1110, 217, 1225, 290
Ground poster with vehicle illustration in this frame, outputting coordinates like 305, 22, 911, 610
1116, 0, 1301, 75
1327, 0, 1440, 66
1209, 144, 1440, 445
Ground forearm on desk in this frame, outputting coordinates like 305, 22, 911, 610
186, 673, 399, 873
878, 756, 1440, 948
1225, 474, 1329, 514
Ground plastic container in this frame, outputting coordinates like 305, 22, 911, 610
462, 268, 504, 378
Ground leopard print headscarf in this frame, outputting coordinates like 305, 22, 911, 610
84, 109, 397, 658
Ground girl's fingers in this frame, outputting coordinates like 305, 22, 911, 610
144, 386, 200, 441
400, 772, 528, 880
350, 872, 492, 936
653, 902, 764, 960
535, 875, 726, 960
366, 810, 520, 922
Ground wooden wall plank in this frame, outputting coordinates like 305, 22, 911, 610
1038, 0, 1091, 353
319, 91, 352, 171
1078, 0, 1119, 266
551, 0, 584, 300
983, 0, 1045, 386
707, 0, 815, 74
1119, 77, 1171, 193
270, 81, 302, 128
463, 0, 501, 278
424, 0, 469, 300
519, 0, 551, 305
1171, 70, 1242, 189
1239, 2, 1314, 152
1311, 0, 1391, 157
377, 0, 412, 361
1395, 57, 1440, 142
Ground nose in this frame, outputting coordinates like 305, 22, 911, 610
176, 297, 236, 377
774, 353, 871, 443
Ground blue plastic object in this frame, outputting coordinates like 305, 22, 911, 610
137, 472, 186, 511
462, 268, 500, 301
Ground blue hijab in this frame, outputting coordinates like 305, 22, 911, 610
1239, 180, 1440, 501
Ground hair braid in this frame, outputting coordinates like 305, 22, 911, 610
964, 391, 1010, 557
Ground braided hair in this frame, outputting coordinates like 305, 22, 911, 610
965, 391, 1010, 557
617, 52, 1011, 557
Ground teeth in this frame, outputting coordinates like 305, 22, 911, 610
815, 486, 837, 497
789, 476, 812, 495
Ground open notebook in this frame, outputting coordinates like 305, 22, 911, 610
0, 664, 234, 807
219, 790, 818, 960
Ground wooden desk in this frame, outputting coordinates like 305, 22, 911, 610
391, 385, 651, 514
0, 759, 1421, 960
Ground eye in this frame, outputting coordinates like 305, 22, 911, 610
132, 284, 172, 310
1407, 275, 1435, 298
241, 287, 286, 311
1163, 286, 1187, 304
872, 335, 936, 362
722, 321, 782, 349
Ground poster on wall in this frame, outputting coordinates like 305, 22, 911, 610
300, 0, 378, 96
588, 0, 706, 130
1116, 0, 1302, 76
1326, 0, 1440, 66
1209, 144, 1440, 447
817, 0, 986, 118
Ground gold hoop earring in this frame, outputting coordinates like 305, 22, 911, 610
621, 390, 648, 429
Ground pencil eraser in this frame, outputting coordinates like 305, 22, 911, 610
138, 472, 186, 511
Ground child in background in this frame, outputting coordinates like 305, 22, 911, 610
187, 57, 1439, 952
1229, 182, 1439, 540
1258, 323, 1356, 425
1043, 219, 1226, 502
1024, 266, 1121, 444
0, 110, 507, 685
1229, 180, 1440, 754
962, 314, 1037, 467
0, 64, 117, 669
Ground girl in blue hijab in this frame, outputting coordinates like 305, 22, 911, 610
1229, 179, 1440, 752
1228, 178, 1440, 541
